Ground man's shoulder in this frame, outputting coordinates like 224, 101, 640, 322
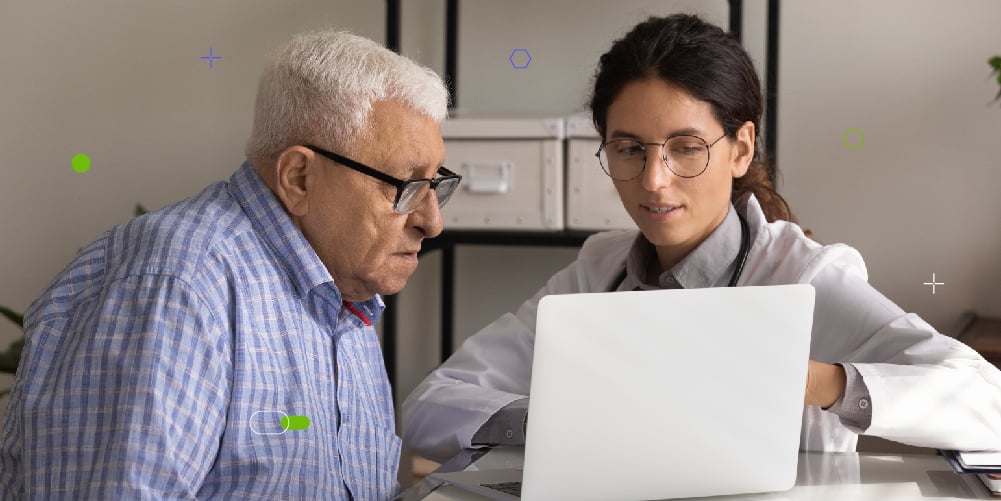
108, 181, 252, 279
65, 181, 254, 296
25, 179, 258, 329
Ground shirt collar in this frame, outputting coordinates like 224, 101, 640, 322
624, 203, 742, 290
227, 162, 384, 323
229, 162, 332, 297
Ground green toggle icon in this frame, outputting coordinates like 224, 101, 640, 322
281, 415, 311, 431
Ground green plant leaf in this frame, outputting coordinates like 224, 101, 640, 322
135, 204, 148, 217
0, 305, 24, 329
0, 338, 24, 374
990, 56, 1001, 72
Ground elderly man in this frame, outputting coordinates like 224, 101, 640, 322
0, 30, 455, 499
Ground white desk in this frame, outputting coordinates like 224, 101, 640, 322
399, 447, 995, 500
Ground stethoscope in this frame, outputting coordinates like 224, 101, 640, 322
607, 212, 751, 292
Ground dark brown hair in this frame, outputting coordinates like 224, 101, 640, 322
589, 14, 800, 225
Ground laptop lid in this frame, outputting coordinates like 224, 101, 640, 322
520, 284, 815, 501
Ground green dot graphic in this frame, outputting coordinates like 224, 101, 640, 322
72, 153, 91, 173
281, 415, 311, 431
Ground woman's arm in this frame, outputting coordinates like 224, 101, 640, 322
401, 264, 581, 462
810, 261, 1001, 451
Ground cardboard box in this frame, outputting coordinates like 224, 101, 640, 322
441, 117, 565, 230
565, 114, 635, 231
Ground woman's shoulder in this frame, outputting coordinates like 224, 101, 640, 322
739, 195, 868, 284
579, 229, 637, 260
569, 229, 638, 288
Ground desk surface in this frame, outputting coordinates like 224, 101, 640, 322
398, 447, 995, 500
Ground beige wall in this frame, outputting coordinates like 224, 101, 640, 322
0, 0, 383, 416
2, 0, 1000, 460
778, 0, 1001, 333
393, 0, 735, 422
393, 0, 1001, 415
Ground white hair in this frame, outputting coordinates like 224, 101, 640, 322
245, 30, 449, 166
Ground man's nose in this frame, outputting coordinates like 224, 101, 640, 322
408, 189, 444, 238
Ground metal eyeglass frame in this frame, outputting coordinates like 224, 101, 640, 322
595, 133, 727, 180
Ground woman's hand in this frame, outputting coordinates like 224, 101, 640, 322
805, 360, 847, 408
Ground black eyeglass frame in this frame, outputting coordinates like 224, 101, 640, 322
595, 133, 728, 181
305, 145, 461, 214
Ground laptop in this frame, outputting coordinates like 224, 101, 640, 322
431, 284, 815, 501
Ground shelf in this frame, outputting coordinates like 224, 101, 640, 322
382, 229, 596, 398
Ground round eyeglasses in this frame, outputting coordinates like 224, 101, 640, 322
595, 133, 726, 181
306, 145, 462, 214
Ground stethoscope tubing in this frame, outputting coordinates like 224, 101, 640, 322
607, 212, 750, 292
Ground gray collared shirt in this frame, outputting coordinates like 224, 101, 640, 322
621, 203, 744, 291
473, 204, 871, 447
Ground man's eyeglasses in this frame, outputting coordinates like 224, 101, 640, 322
595, 133, 727, 181
305, 145, 462, 214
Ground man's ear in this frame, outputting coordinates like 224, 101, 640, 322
273, 146, 313, 217
730, 121, 755, 178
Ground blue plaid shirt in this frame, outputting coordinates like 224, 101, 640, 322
0, 163, 400, 500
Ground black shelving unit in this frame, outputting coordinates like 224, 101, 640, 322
381, 230, 594, 393
380, 0, 778, 396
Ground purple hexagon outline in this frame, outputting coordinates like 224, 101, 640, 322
509, 48, 532, 69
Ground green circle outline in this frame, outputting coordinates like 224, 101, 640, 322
843, 128, 864, 150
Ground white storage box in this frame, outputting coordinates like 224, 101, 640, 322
565, 114, 635, 230
441, 117, 564, 230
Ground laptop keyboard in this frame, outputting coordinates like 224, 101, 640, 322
483, 481, 522, 496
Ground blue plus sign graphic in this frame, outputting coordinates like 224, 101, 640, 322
200, 47, 222, 68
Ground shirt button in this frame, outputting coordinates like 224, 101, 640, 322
505, 429, 514, 439
858, 398, 870, 410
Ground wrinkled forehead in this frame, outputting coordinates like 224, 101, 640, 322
355, 100, 446, 177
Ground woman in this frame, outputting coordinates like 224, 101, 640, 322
402, 14, 1001, 463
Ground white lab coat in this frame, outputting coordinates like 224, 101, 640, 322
402, 195, 1001, 462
